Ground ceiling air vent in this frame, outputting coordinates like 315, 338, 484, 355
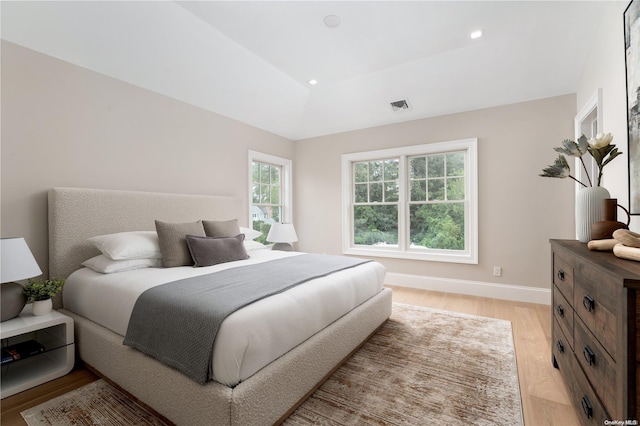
390, 99, 411, 112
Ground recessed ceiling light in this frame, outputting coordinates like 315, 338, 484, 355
470, 30, 483, 39
324, 15, 341, 29
308, 79, 318, 85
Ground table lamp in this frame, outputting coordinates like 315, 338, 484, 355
1, 238, 43, 321
266, 223, 298, 251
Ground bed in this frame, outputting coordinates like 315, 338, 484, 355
49, 187, 392, 425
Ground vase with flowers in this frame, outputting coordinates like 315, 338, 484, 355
540, 133, 623, 242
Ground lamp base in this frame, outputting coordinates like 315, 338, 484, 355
1, 282, 27, 321
271, 242, 293, 251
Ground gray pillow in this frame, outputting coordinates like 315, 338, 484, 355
203, 219, 241, 238
155, 220, 206, 267
186, 234, 249, 267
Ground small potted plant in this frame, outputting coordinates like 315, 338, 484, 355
22, 278, 65, 316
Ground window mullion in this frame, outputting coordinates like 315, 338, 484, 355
398, 155, 407, 252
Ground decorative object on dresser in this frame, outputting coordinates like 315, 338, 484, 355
550, 239, 640, 424
587, 229, 640, 262
267, 222, 298, 251
590, 198, 630, 240
539, 133, 623, 242
0, 238, 43, 321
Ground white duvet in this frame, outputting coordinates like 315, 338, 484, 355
63, 250, 385, 386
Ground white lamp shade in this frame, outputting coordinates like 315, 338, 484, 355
266, 223, 298, 243
1, 238, 42, 283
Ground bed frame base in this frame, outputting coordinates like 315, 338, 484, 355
60, 288, 392, 425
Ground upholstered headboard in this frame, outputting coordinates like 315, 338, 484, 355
48, 187, 244, 285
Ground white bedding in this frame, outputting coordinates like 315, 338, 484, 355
63, 250, 385, 387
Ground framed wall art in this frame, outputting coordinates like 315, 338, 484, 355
625, 0, 640, 214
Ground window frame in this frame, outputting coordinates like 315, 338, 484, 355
341, 139, 478, 264
248, 151, 293, 228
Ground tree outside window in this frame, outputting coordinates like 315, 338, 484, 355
342, 139, 477, 264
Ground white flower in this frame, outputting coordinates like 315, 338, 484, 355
588, 133, 614, 149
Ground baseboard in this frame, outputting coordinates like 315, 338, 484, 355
386, 272, 551, 305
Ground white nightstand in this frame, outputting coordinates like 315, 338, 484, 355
0, 305, 74, 398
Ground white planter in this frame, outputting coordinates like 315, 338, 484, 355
576, 186, 611, 243
32, 299, 53, 316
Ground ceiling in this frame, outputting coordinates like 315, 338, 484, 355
1, 1, 614, 140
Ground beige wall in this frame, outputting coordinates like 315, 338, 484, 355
1, 41, 294, 277
3, 35, 615, 295
294, 95, 577, 291
576, 1, 637, 231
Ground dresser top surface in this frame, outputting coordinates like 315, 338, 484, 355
551, 239, 640, 288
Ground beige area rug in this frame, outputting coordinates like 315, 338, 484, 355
22, 304, 523, 426
20, 379, 169, 426
284, 303, 523, 425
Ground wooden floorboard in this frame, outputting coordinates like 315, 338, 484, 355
0, 286, 580, 425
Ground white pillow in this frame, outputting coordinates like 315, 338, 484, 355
88, 231, 162, 260
240, 227, 262, 241
82, 255, 162, 274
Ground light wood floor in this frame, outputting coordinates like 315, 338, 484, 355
1, 286, 579, 425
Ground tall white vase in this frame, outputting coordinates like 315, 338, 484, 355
576, 186, 611, 243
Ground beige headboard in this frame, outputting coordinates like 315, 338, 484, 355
48, 187, 244, 284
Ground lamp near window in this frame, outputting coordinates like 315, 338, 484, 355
267, 223, 298, 251
1, 238, 43, 321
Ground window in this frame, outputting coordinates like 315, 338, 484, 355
341, 139, 477, 263
248, 151, 292, 243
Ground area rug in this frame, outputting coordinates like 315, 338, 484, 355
283, 303, 523, 425
21, 304, 523, 426
20, 379, 169, 426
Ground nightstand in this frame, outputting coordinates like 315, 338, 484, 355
0, 305, 74, 398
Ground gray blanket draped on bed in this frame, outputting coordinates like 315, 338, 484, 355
123, 253, 371, 384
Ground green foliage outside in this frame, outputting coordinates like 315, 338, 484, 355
409, 203, 465, 250
353, 152, 466, 251
354, 205, 398, 245
252, 220, 271, 244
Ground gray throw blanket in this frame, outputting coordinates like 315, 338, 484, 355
123, 253, 371, 384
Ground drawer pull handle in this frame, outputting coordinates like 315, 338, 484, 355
583, 295, 595, 312
557, 269, 565, 281
580, 395, 593, 419
556, 304, 564, 317
556, 339, 564, 353
581, 396, 593, 418
583, 345, 595, 366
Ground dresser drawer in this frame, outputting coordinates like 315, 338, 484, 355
570, 353, 610, 425
552, 318, 572, 374
553, 285, 573, 350
574, 262, 620, 360
574, 316, 617, 418
553, 252, 574, 301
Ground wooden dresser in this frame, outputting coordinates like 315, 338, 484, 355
551, 239, 640, 424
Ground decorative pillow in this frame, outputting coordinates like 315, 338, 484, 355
82, 255, 162, 274
155, 220, 206, 267
186, 234, 249, 267
203, 219, 241, 238
87, 231, 161, 260
240, 227, 262, 241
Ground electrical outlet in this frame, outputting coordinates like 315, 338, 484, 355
493, 266, 502, 277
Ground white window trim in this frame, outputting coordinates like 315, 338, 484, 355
248, 150, 293, 226
341, 139, 478, 264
